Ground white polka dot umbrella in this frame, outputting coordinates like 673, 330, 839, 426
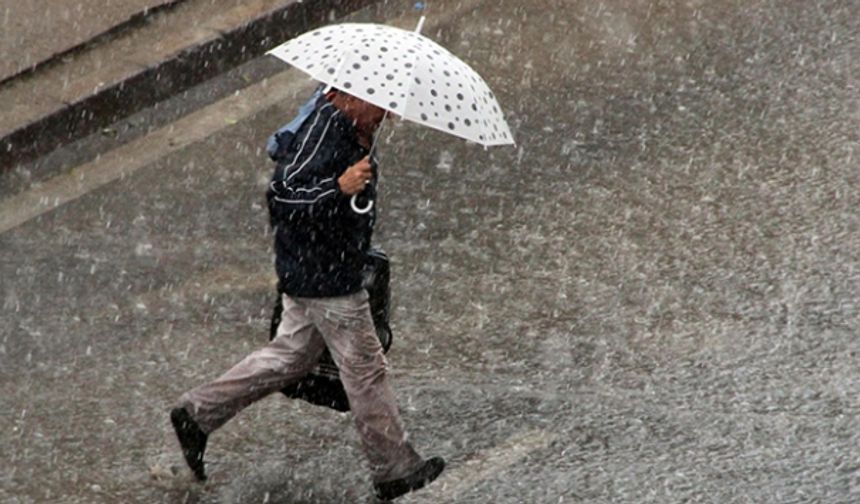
267, 20, 514, 146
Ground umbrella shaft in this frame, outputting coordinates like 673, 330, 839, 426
368, 110, 390, 159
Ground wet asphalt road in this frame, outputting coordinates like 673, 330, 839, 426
0, 0, 173, 82
2, 0, 860, 502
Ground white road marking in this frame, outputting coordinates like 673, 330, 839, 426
0, 72, 314, 235
416, 428, 558, 502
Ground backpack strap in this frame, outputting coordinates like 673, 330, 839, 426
266, 86, 324, 162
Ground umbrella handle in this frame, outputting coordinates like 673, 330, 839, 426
350, 194, 374, 214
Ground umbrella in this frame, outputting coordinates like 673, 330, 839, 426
267, 19, 514, 147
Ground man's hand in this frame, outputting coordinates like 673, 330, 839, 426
338, 156, 373, 196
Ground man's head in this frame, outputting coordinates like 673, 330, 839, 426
325, 88, 388, 138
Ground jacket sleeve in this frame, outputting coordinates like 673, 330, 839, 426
267, 107, 346, 219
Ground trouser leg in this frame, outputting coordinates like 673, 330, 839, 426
302, 291, 423, 483
179, 295, 326, 433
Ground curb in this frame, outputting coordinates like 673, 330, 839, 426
0, 0, 379, 170
0, 0, 188, 88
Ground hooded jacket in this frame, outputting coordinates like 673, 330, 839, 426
266, 98, 377, 298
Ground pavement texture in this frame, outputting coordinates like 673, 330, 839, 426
0, 0, 177, 82
0, 0, 379, 169
2, 0, 860, 503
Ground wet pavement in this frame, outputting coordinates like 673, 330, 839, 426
0, 0, 176, 82
2, 0, 860, 502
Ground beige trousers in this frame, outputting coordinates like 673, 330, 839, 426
179, 290, 422, 482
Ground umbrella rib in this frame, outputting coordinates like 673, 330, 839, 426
323, 49, 353, 94
397, 33, 423, 134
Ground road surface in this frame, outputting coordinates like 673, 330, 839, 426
2, 0, 859, 502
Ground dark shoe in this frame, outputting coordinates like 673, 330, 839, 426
373, 457, 445, 501
170, 406, 208, 481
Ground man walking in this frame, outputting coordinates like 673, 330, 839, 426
170, 88, 444, 501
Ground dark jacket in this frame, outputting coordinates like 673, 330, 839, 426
266, 98, 377, 298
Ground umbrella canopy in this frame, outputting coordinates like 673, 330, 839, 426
267, 22, 514, 146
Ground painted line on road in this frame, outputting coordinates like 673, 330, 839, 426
420, 428, 558, 501
0, 72, 314, 235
